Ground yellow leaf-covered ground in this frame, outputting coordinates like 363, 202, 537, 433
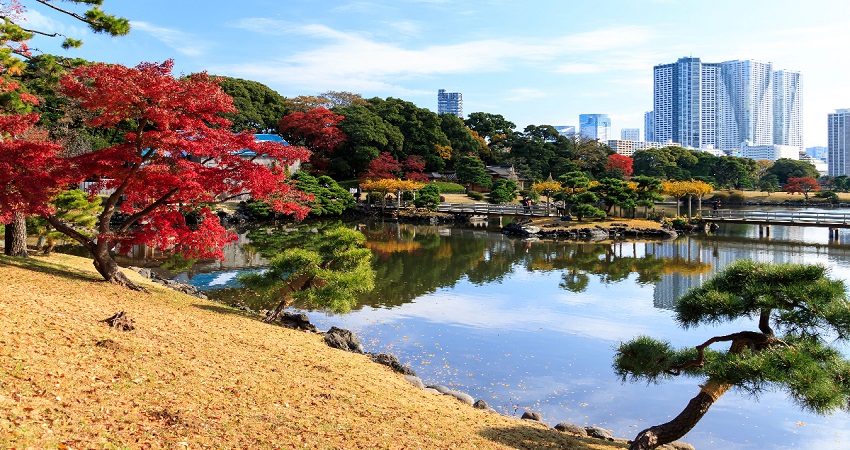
0, 253, 626, 449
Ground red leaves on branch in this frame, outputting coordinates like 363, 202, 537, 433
51, 59, 311, 260
362, 152, 402, 180
606, 153, 634, 177
278, 107, 346, 155
402, 155, 428, 182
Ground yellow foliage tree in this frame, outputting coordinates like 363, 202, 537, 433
532, 176, 563, 216
360, 179, 425, 212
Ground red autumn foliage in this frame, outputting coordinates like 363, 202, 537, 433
402, 155, 428, 182
278, 107, 346, 174
361, 152, 402, 180
783, 176, 821, 199
605, 153, 634, 177
8, 59, 313, 289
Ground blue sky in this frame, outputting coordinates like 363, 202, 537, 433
22, 0, 850, 147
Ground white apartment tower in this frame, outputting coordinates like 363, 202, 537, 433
437, 89, 463, 117
652, 57, 802, 152
828, 109, 850, 176
773, 70, 803, 150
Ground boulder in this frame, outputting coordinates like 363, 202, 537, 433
473, 399, 489, 410
425, 384, 452, 395
666, 441, 696, 450
368, 352, 416, 376
323, 327, 363, 353
278, 312, 318, 333
403, 375, 424, 389
521, 411, 542, 422
554, 422, 588, 437
447, 389, 474, 405
585, 426, 615, 441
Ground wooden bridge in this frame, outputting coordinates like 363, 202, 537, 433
437, 202, 557, 217
704, 209, 850, 238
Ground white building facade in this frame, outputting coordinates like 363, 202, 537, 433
652, 57, 803, 154
621, 128, 640, 141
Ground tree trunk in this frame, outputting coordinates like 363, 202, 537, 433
629, 379, 730, 450
4, 212, 29, 257
91, 241, 147, 292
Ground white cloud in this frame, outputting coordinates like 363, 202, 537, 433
131, 21, 210, 57
216, 21, 660, 95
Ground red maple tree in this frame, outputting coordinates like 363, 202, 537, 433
278, 107, 346, 174
361, 152, 428, 182
13, 60, 313, 290
783, 176, 821, 200
605, 153, 634, 177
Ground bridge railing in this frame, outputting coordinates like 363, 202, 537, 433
437, 203, 555, 217
706, 209, 850, 225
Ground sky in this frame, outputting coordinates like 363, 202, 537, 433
20, 0, 850, 147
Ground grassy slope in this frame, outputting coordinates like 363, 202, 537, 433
0, 253, 624, 450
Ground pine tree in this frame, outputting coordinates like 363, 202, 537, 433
614, 261, 850, 449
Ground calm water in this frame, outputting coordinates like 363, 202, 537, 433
173, 218, 850, 449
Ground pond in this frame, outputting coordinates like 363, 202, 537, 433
165, 218, 850, 449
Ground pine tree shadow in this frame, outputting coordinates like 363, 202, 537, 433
192, 303, 259, 319
478, 424, 626, 450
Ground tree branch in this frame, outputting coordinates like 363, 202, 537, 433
117, 187, 180, 233
34, 0, 94, 26
665, 331, 768, 375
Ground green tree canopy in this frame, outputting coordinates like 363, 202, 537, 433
217, 77, 289, 133
767, 158, 820, 185
455, 155, 491, 188
291, 172, 355, 216
331, 104, 403, 179
488, 179, 518, 204
614, 261, 850, 450
240, 226, 375, 320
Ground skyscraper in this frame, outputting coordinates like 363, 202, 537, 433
437, 89, 463, 117
773, 70, 803, 150
828, 109, 850, 176
621, 128, 640, 141
652, 57, 802, 152
644, 111, 655, 142
579, 114, 611, 141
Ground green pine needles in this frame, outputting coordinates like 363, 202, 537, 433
614, 260, 850, 449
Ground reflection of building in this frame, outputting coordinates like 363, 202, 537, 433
438, 89, 463, 117
554, 125, 575, 137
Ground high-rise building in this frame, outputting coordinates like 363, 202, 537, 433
644, 111, 655, 142
773, 70, 803, 150
579, 114, 611, 141
652, 57, 802, 152
828, 109, 850, 176
806, 146, 828, 161
553, 126, 576, 137
621, 128, 640, 141
437, 89, 463, 117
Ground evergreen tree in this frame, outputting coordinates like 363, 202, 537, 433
614, 261, 850, 450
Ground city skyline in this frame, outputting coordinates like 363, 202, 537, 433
21, 0, 850, 147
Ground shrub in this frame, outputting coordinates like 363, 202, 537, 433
432, 182, 466, 194
467, 191, 484, 201
414, 184, 440, 210
727, 192, 745, 203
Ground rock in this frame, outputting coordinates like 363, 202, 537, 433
323, 327, 363, 353
368, 353, 416, 376
423, 388, 441, 395
667, 441, 696, 450
447, 389, 474, 405
521, 411, 542, 421
554, 422, 588, 437
129, 267, 152, 279
403, 375, 424, 389
425, 384, 452, 395
473, 399, 489, 410
278, 312, 318, 332
585, 426, 615, 441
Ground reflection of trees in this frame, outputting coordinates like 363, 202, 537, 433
220, 222, 715, 310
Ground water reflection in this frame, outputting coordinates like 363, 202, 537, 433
168, 220, 850, 449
